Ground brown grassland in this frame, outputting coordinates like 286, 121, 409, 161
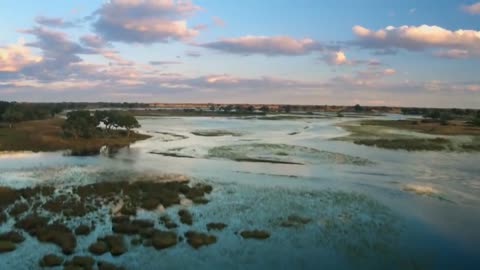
0, 118, 149, 153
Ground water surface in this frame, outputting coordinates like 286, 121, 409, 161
1, 115, 479, 269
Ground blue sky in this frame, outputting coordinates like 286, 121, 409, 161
0, 0, 479, 107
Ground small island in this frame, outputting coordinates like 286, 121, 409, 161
0, 102, 149, 155
336, 110, 480, 151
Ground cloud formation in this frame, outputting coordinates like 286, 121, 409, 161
323, 51, 348, 65
186, 51, 201, 57
201, 35, 325, 56
35, 16, 78, 28
0, 40, 42, 72
433, 49, 470, 59
212, 16, 225, 26
80, 34, 108, 48
21, 27, 95, 67
331, 67, 396, 87
461, 2, 480, 14
149, 60, 182, 65
92, 0, 201, 43
352, 25, 480, 58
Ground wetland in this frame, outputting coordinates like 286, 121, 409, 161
1, 113, 479, 269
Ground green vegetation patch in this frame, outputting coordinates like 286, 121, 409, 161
353, 137, 451, 151
191, 129, 242, 137
208, 143, 372, 165
360, 119, 480, 136
336, 120, 480, 152
0, 176, 213, 260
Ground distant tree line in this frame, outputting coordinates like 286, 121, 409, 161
0, 101, 149, 128
0, 102, 66, 128
401, 107, 480, 126
401, 107, 479, 117
62, 110, 140, 139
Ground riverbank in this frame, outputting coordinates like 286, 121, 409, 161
358, 119, 480, 136
336, 119, 480, 151
0, 118, 150, 154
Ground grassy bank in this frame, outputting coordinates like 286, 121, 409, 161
336, 119, 480, 152
360, 119, 480, 136
0, 118, 150, 154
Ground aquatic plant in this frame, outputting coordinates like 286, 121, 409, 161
208, 143, 373, 166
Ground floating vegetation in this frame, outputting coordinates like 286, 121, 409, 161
279, 215, 312, 228
206, 222, 227, 231
149, 151, 195, 158
191, 129, 242, 137
208, 143, 373, 166
151, 131, 188, 142
0, 177, 213, 261
403, 184, 439, 196
198, 181, 420, 268
402, 184, 454, 202
184, 231, 217, 249
310, 191, 405, 265
240, 230, 270, 240
233, 158, 303, 165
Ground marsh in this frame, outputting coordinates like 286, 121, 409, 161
1, 114, 479, 270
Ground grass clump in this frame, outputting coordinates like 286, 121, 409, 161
353, 137, 451, 151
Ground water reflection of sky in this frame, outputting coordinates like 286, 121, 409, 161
0, 115, 479, 269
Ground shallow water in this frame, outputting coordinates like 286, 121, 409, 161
1, 115, 479, 269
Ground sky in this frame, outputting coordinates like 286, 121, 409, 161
0, 0, 479, 108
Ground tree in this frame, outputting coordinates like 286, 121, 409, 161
439, 112, 452, 126
2, 106, 24, 128
424, 110, 441, 120
469, 115, 480, 127
94, 111, 118, 133
354, 104, 363, 112
0, 101, 10, 116
116, 112, 140, 137
49, 105, 63, 117
62, 111, 97, 138
223, 105, 234, 113
260, 105, 270, 113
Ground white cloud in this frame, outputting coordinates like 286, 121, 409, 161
352, 24, 480, 58
323, 51, 348, 65
93, 0, 201, 43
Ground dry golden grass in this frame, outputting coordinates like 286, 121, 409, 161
0, 118, 149, 153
